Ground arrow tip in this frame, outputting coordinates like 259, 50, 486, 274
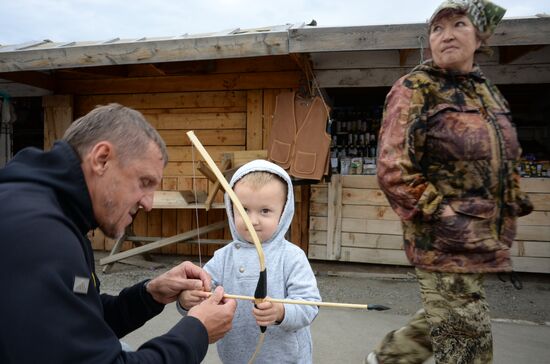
368, 304, 391, 311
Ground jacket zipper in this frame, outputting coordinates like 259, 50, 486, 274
472, 80, 506, 238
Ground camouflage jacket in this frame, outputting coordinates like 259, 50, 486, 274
377, 60, 533, 273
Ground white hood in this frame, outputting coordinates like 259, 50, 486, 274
224, 159, 294, 245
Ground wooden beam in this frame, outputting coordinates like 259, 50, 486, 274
99, 220, 227, 265
289, 18, 550, 53
0, 32, 290, 72
314, 64, 550, 87
0, 71, 55, 91
57, 71, 301, 94
499, 45, 545, 65
43, 95, 73, 150
246, 90, 263, 150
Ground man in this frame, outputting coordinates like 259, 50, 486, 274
0, 103, 236, 363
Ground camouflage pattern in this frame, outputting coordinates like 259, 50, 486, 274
429, 0, 506, 35
376, 60, 533, 273
373, 269, 492, 364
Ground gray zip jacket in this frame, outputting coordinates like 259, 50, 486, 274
208, 159, 321, 363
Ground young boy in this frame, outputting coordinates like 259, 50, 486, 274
178, 159, 321, 363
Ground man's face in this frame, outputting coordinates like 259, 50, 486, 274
233, 179, 286, 243
95, 141, 164, 239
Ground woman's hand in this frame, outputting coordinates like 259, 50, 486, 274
253, 297, 285, 326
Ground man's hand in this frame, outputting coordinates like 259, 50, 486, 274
253, 297, 285, 327
189, 286, 237, 343
146, 261, 211, 304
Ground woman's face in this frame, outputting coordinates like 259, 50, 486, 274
429, 14, 481, 73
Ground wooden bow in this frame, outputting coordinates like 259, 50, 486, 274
187, 131, 267, 363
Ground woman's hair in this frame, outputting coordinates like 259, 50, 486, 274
428, 7, 493, 56
63, 103, 168, 166
236, 171, 288, 200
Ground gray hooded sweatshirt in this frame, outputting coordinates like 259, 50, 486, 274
207, 159, 321, 363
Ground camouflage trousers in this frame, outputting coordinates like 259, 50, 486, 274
373, 268, 493, 364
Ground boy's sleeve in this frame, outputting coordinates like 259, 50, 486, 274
277, 248, 320, 331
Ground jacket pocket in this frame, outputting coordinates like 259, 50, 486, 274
432, 197, 501, 253
269, 139, 292, 165
293, 151, 316, 174
426, 104, 492, 162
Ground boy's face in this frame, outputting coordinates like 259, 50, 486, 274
233, 178, 286, 243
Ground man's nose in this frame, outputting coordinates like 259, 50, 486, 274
139, 191, 154, 211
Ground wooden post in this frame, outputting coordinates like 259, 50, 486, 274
42, 95, 73, 150
326, 174, 342, 260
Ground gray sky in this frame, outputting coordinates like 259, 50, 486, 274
1, 0, 548, 45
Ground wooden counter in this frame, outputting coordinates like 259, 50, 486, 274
308, 175, 550, 274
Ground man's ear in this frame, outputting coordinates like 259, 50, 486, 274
88, 141, 114, 176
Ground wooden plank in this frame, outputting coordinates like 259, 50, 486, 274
300, 185, 310, 253
342, 175, 379, 189
310, 202, 328, 217
89, 229, 105, 251
99, 220, 227, 265
289, 18, 550, 53
342, 205, 399, 220
168, 145, 243, 162
225, 150, 268, 167
326, 175, 343, 260
521, 178, 550, 193
342, 217, 402, 235
177, 210, 193, 256
161, 177, 178, 191
308, 245, 410, 265
512, 241, 550, 258
517, 211, 550, 226
310, 47, 550, 70
246, 90, 263, 150
145, 112, 246, 130
310, 216, 327, 231
161, 209, 178, 254
511, 256, 550, 274
342, 188, 389, 206
147, 209, 163, 254
159, 129, 245, 146
310, 186, 328, 203
309, 230, 327, 246
75, 91, 247, 115
152, 191, 224, 209
0, 32, 290, 72
42, 95, 73, 150
529, 193, 550, 211
316, 64, 550, 88
515, 225, 550, 242
341, 232, 403, 250
262, 89, 278, 148
57, 71, 301, 94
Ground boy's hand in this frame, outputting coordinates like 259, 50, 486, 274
146, 261, 211, 304
252, 297, 285, 326
178, 289, 210, 310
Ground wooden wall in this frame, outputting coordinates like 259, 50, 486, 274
309, 175, 550, 274
42, 55, 309, 256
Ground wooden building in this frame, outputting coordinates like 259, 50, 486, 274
1, 17, 550, 273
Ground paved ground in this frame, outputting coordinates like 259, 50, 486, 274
95, 252, 550, 363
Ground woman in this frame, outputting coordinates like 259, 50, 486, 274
367, 1, 533, 363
